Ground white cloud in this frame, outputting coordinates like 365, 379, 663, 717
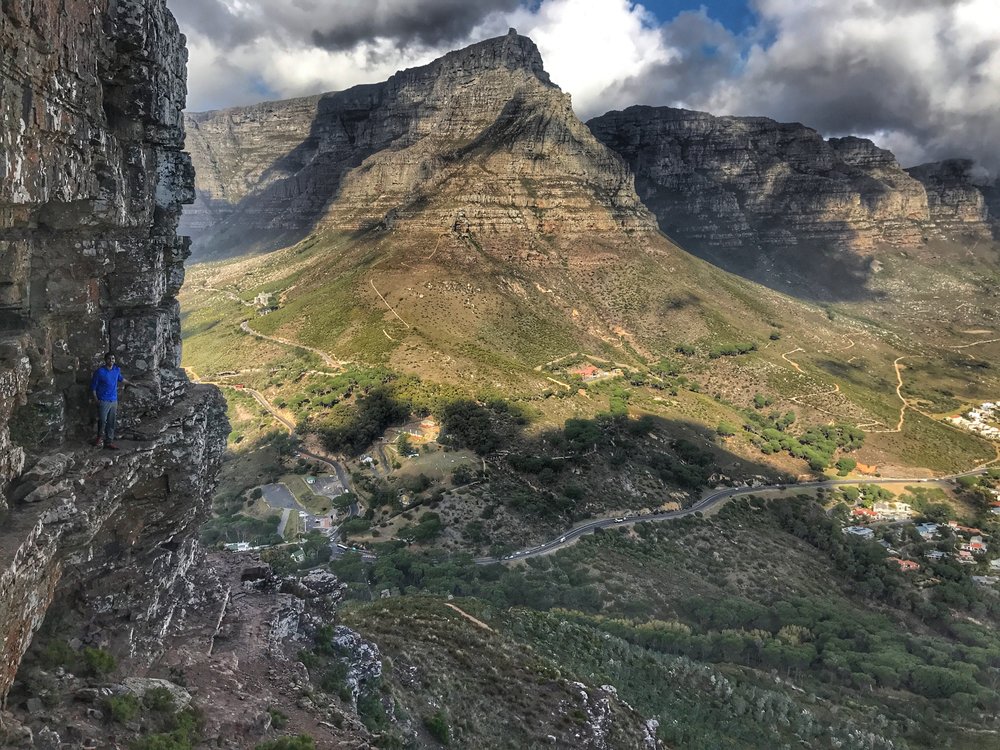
690, 0, 1000, 169
174, 0, 1000, 171
497, 0, 674, 118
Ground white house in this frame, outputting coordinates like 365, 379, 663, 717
844, 526, 875, 540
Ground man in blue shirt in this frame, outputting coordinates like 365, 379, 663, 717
90, 352, 133, 449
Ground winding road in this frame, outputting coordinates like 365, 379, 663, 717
471, 468, 994, 565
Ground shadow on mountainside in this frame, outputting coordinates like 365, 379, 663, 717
302, 386, 788, 530
653, 214, 885, 303
187, 86, 394, 261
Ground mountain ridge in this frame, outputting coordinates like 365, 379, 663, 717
587, 104, 996, 297
182, 29, 654, 260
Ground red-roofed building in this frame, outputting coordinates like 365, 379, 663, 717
888, 558, 921, 572
570, 363, 602, 379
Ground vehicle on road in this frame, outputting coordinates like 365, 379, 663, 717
614, 517, 625, 523
559, 536, 566, 543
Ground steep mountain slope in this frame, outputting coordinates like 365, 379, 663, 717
180, 33, 999, 483
587, 106, 996, 299
179, 32, 820, 389
182, 29, 652, 260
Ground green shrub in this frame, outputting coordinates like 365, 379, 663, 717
716, 422, 737, 437
255, 737, 316, 750
38, 640, 76, 671
358, 689, 389, 732
82, 647, 116, 676
107, 694, 140, 723
143, 687, 176, 713
268, 707, 290, 729
423, 710, 450, 744
130, 706, 202, 750
836, 458, 857, 476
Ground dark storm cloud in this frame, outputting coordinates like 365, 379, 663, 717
171, 0, 1000, 172
605, 9, 744, 114
311, 0, 522, 50
170, 0, 520, 51
606, 0, 1000, 172
169, 0, 264, 48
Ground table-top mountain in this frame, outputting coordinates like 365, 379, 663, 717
587, 106, 994, 297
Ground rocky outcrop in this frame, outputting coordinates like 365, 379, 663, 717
181, 29, 655, 259
906, 159, 994, 238
587, 106, 993, 295
1, 0, 226, 703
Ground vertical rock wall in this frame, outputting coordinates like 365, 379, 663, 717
1, 0, 194, 498
0, 0, 227, 704
906, 159, 994, 238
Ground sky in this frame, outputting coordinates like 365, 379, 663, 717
171, 0, 1000, 172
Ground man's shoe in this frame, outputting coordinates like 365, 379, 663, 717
93, 436, 103, 447
104, 442, 119, 450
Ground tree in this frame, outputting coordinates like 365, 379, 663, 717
396, 432, 413, 456
957, 475, 980, 490
835, 458, 857, 476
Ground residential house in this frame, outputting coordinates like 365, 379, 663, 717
960, 535, 988, 554
948, 521, 983, 536
972, 576, 999, 586
888, 557, 920, 572
915, 523, 939, 540
957, 550, 977, 565
570, 363, 602, 380
844, 526, 875, 539
851, 507, 878, 522
989, 558, 1000, 571
925, 550, 947, 561
873, 501, 913, 521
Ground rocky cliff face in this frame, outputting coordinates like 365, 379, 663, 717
587, 106, 993, 295
906, 159, 996, 237
0, 0, 226, 706
181, 29, 654, 259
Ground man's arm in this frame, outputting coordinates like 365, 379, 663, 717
90, 371, 99, 402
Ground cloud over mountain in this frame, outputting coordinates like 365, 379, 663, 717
173, 0, 1000, 171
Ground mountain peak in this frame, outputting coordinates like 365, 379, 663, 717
396, 29, 552, 88
181, 32, 647, 258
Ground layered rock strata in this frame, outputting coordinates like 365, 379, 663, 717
587, 106, 993, 293
0, 0, 226, 703
906, 159, 994, 238
181, 29, 655, 258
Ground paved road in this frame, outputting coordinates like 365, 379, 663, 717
261, 483, 298, 510
276, 508, 292, 538
471, 468, 993, 565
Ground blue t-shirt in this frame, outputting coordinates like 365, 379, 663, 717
91, 365, 123, 402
